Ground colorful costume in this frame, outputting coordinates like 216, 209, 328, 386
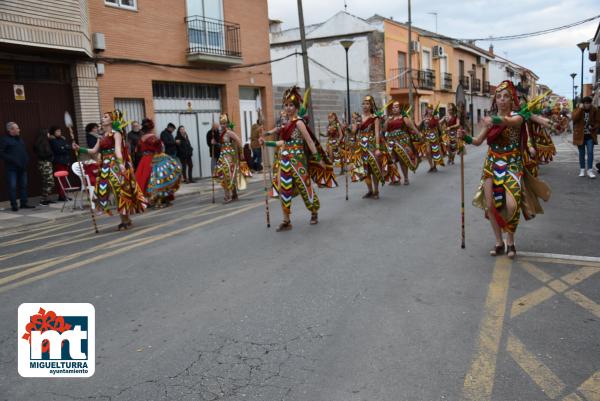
271, 117, 337, 214
531, 123, 556, 163
135, 135, 181, 203
472, 81, 551, 234
95, 131, 146, 215
419, 116, 445, 167
385, 117, 420, 172
325, 119, 343, 168
353, 116, 385, 184
215, 129, 252, 192
443, 115, 459, 159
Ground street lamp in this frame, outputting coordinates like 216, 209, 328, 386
340, 39, 353, 199
340, 40, 354, 126
570, 72, 577, 106
577, 41, 589, 102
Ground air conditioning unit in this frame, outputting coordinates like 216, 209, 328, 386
478, 56, 486, 65
433, 45, 444, 58
92, 32, 105, 52
410, 41, 420, 52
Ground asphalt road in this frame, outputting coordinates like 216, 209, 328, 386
1, 137, 599, 401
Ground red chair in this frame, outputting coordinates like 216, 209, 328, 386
53, 170, 81, 212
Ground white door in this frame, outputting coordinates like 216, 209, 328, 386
197, 113, 215, 177
239, 100, 258, 144
178, 113, 201, 178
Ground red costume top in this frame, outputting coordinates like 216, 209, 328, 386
387, 117, 408, 132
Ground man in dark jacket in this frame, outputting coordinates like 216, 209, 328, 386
128, 121, 142, 169
0, 122, 34, 211
160, 123, 177, 158
49, 126, 72, 201
206, 123, 221, 172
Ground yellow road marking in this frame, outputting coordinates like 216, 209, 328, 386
462, 258, 512, 401
520, 261, 553, 283
561, 267, 599, 286
506, 333, 565, 399
0, 201, 261, 294
562, 394, 585, 401
563, 290, 600, 319
547, 279, 570, 293
511, 287, 555, 319
0, 257, 61, 274
521, 257, 600, 269
0, 219, 86, 245
577, 370, 600, 401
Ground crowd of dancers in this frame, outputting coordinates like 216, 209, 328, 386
75, 80, 559, 257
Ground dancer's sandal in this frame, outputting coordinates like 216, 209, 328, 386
507, 244, 517, 259
117, 222, 129, 231
276, 220, 292, 232
362, 191, 373, 199
310, 213, 318, 225
372, 192, 380, 200
489, 243, 506, 257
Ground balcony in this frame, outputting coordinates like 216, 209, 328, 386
483, 81, 491, 94
185, 16, 242, 65
389, 68, 436, 92
460, 76, 470, 90
473, 78, 481, 92
442, 73, 453, 91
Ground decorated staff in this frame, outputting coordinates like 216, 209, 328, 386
65, 112, 98, 234
455, 83, 467, 248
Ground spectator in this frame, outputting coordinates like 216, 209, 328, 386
572, 96, 600, 178
175, 125, 194, 183
206, 122, 221, 173
128, 121, 142, 169
250, 119, 263, 171
33, 129, 56, 205
85, 122, 100, 148
160, 122, 177, 158
0, 122, 34, 211
49, 126, 72, 201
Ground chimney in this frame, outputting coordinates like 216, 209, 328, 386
489, 44, 494, 56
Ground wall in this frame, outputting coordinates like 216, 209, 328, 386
270, 36, 371, 91
0, 0, 91, 55
89, 0, 273, 128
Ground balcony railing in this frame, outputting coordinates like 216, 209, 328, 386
443, 73, 453, 91
185, 16, 242, 64
460, 76, 470, 90
473, 78, 481, 92
389, 68, 436, 91
483, 81, 490, 94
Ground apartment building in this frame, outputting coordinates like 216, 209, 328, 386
90, 0, 273, 178
0, 0, 99, 200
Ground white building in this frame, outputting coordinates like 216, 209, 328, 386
487, 46, 539, 100
269, 11, 386, 125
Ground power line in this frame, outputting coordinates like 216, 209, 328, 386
421, 14, 600, 42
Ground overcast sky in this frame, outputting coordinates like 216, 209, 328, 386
267, 0, 599, 99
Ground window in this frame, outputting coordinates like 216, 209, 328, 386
422, 49, 431, 71
105, 0, 137, 10
152, 81, 220, 100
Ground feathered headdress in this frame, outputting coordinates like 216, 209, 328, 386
219, 113, 235, 130
109, 109, 132, 132
363, 95, 377, 114
493, 80, 520, 110
282, 86, 311, 119
376, 99, 394, 117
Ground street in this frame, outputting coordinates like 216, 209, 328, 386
1, 137, 599, 401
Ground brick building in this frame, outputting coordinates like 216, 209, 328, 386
90, 0, 273, 178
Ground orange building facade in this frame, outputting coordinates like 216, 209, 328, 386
89, 0, 273, 178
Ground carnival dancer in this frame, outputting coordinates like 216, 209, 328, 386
260, 86, 336, 231
321, 113, 344, 171
419, 104, 445, 172
74, 110, 146, 230
461, 80, 551, 259
384, 101, 421, 185
134, 118, 182, 208
533, 107, 557, 163
441, 103, 461, 165
215, 113, 251, 204
351, 96, 385, 198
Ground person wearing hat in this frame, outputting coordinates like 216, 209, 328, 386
572, 96, 600, 178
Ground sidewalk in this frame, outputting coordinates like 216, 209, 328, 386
0, 176, 263, 232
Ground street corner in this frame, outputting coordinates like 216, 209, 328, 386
463, 255, 600, 401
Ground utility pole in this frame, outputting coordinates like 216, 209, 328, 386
297, 0, 314, 131
408, 0, 413, 112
